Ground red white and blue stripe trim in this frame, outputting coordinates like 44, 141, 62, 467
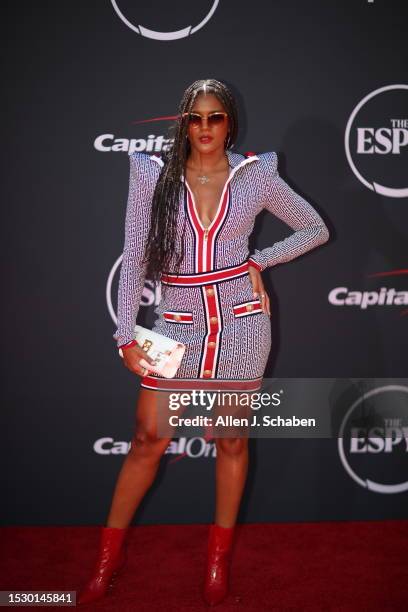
161, 260, 251, 287
140, 375, 263, 392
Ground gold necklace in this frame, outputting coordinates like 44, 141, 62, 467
187, 155, 229, 186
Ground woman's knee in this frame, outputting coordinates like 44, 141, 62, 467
130, 428, 170, 459
216, 437, 248, 457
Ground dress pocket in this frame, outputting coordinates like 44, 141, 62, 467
163, 310, 194, 324
232, 299, 263, 318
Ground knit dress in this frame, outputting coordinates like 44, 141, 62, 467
113, 149, 329, 391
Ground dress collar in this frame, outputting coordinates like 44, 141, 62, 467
149, 149, 259, 180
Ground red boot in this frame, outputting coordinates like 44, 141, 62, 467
203, 523, 235, 606
78, 526, 129, 605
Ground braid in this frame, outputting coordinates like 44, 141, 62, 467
142, 79, 239, 296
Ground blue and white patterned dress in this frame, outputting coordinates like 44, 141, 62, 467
113, 149, 329, 391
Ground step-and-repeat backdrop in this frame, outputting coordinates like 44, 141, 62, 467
2, 1, 407, 525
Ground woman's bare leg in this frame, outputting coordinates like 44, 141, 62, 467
214, 436, 249, 527
106, 388, 172, 529
203, 431, 248, 606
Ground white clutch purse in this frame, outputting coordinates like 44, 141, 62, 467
119, 325, 186, 378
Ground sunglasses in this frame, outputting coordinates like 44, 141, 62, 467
182, 111, 228, 128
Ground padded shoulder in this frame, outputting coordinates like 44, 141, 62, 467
128, 151, 162, 184
128, 150, 163, 165
255, 151, 278, 180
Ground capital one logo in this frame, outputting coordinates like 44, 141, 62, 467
111, 0, 219, 40
345, 84, 408, 198
338, 385, 408, 494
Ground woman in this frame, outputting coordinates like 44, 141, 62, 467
78, 79, 329, 606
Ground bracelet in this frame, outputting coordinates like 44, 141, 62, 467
247, 258, 262, 272
119, 339, 138, 349
118, 339, 138, 358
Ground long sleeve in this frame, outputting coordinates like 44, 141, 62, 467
248, 152, 329, 272
112, 152, 154, 347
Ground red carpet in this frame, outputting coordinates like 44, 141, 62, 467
1, 521, 407, 611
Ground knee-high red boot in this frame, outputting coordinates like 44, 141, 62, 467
203, 523, 235, 606
78, 526, 129, 605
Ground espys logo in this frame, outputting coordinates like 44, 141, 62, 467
345, 84, 408, 198
338, 385, 408, 494
106, 257, 161, 326
111, 0, 219, 41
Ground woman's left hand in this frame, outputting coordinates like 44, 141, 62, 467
247, 266, 271, 316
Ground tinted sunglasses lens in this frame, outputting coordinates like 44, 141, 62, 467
208, 113, 226, 126
188, 113, 202, 126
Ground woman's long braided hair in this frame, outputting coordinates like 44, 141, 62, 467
142, 79, 239, 290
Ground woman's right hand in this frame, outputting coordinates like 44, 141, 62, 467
122, 345, 156, 377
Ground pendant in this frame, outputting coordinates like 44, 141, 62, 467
197, 174, 210, 185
